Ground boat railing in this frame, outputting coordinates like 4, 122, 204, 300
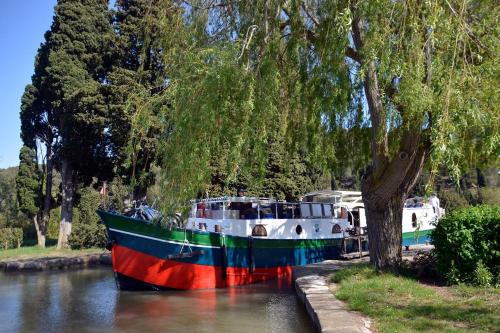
191, 198, 354, 221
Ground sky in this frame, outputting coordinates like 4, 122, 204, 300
0, 0, 57, 169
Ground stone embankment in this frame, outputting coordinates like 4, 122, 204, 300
293, 258, 373, 333
0, 252, 112, 272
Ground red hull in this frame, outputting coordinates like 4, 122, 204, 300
112, 244, 293, 290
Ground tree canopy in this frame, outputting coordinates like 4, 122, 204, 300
16, 0, 499, 262
127, 0, 499, 267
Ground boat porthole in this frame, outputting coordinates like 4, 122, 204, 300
296, 225, 303, 235
252, 225, 267, 237
411, 213, 417, 228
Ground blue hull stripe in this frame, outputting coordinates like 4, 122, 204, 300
108, 229, 342, 269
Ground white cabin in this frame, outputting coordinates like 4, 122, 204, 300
187, 197, 353, 240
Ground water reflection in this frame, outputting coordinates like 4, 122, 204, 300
0, 268, 312, 333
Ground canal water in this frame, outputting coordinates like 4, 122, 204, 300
0, 267, 313, 333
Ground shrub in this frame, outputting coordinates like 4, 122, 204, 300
431, 205, 500, 285
0, 228, 23, 249
68, 223, 107, 249
77, 187, 101, 225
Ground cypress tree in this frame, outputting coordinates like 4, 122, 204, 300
20, 40, 56, 248
16, 147, 43, 246
37, 0, 115, 248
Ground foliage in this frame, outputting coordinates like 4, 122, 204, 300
75, 187, 101, 226
0, 167, 21, 229
431, 205, 500, 286
105, 0, 175, 198
15, 147, 41, 218
437, 189, 470, 212
66, 186, 105, 249
0, 228, 23, 250
48, 208, 61, 239
129, 1, 498, 217
330, 264, 500, 332
68, 223, 107, 250
207, 135, 325, 201
108, 177, 130, 212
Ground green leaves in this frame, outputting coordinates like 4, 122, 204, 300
431, 205, 500, 285
15, 147, 41, 217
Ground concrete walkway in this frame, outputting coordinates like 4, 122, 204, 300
293, 258, 373, 333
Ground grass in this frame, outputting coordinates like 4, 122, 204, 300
0, 245, 105, 261
329, 264, 499, 333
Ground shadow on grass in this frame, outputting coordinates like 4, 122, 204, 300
21, 238, 58, 247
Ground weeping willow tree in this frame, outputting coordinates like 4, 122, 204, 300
129, 0, 499, 269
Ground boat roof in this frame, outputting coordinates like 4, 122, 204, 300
192, 196, 277, 204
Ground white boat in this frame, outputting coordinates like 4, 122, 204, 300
303, 190, 444, 246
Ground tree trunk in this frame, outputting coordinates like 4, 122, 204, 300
57, 159, 74, 249
349, 9, 431, 271
33, 215, 46, 248
363, 195, 404, 270
39, 144, 53, 248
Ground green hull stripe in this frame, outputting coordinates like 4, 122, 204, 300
98, 211, 342, 249
402, 228, 433, 239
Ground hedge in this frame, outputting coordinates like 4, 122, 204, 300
0, 228, 23, 250
431, 205, 500, 286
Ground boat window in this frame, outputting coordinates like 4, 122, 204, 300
352, 210, 360, 227
281, 203, 299, 218
323, 204, 333, 217
312, 203, 323, 217
300, 203, 311, 218
296, 225, 303, 235
412, 213, 417, 228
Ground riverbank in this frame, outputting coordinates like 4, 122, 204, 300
0, 246, 111, 272
293, 258, 373, 333
331, 265, 499, 333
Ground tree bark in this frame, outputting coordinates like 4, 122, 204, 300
33, 215, 46, 248
364, 195, 404, 270
57, 158, 74, 249
362, 143, 428, 269
39, 144, 53, 248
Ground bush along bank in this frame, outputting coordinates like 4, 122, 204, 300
68, 222, 107, 250
431, 205, 500, 287
0, 228, 23, 250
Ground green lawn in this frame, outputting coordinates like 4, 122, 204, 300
330, 265, 499, 333
0, 245, 105, 261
